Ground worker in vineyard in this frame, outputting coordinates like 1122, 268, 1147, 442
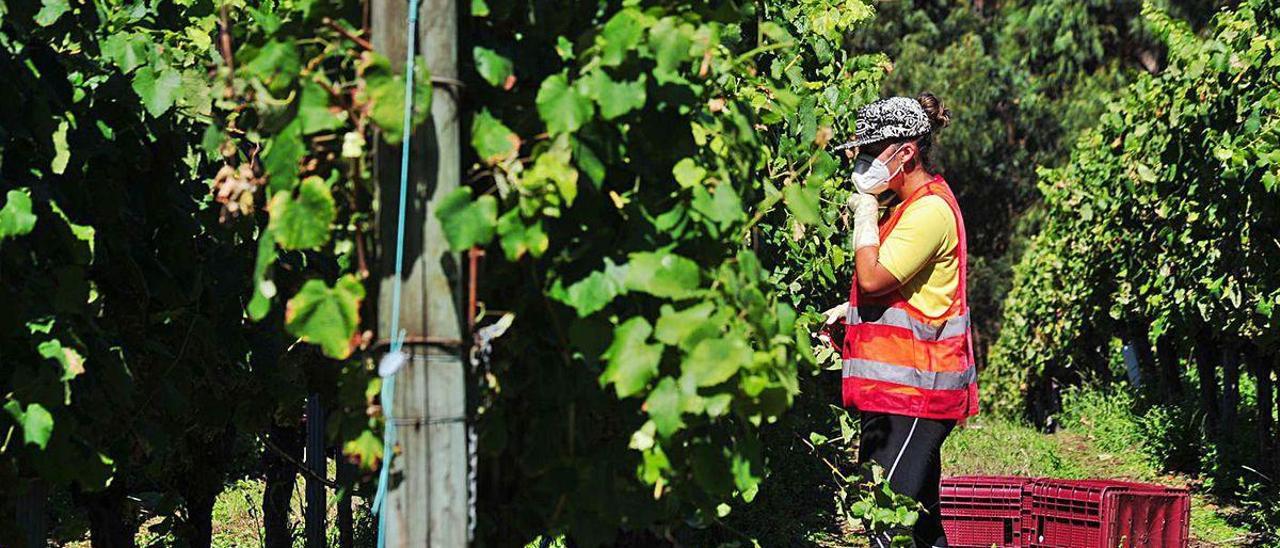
823, 93, 978, 548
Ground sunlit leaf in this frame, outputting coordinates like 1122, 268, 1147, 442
435, 187, 497, 251
496, 209, 548, 261
5, 401, 54, 450
0, 189, 37, 240
624, 251, 700, 299
34, 0, 68, 26
782, 184, 823, 225
473, 46, 513, 88
471, 109, 519, 165
298, 80, 345, 134
285, 275, 365, 359
600, 317, 662, 398
536, 73, 593, 135
645, 377, 684, 437
579, 71, 646, 120
600, 8, 646, 66
269, 176, 336, 250
132, 64, 183, 117
681, 337, 750, 387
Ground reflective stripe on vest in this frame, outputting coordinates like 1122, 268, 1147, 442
846, 306, 969, 342
842, 357, 976, 390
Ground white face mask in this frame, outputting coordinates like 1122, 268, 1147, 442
850, 144, 904, 195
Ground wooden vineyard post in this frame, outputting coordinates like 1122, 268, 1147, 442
371, 0, 470, 544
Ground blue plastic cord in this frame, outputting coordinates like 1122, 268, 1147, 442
374, 0, 419, 545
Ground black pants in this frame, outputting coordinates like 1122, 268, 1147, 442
858, 411, 956, 547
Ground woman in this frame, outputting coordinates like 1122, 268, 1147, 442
824, 93, 978, 548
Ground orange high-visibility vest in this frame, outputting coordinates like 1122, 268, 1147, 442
841, 176, 979, 420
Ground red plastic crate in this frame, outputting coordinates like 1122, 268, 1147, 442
1023, 479, 1190, 548
941, 476, 1036, 547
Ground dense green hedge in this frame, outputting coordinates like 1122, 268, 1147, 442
988, 0, 1280, 417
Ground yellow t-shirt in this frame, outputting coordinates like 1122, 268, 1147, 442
877, 195, 960, 318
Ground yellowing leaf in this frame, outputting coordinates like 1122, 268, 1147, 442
471, 109, 520, 165
285, 275, 365, 359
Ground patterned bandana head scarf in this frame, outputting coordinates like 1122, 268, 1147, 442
834, 97, 932, 151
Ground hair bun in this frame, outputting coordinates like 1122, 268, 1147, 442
917, 92, 951, 131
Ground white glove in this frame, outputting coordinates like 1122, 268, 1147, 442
817, 302, 848, 347
821, 302, 848, 326
850, 193, 880, 251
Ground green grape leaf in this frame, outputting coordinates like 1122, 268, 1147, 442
263, 118, 304, 192
248, 228, 278, 321
471, 109, 519, 165
600, 9, 646, 67
600, 317, 662, 398
343, 429, 384, 469
650, 17, 692, 82
37, 339, 85, 381
269, 176, 336, 250
522, 143, 580, 208
240, 39, 301, 95
435, 187, 497, 251
496, 210, 549, 261
782, 184, 823, 225
645, 377, 684, 437
35, 0, 68, 26
178, 70, 213, 117
359, 52, 431, 144
5, 401, 54, 450
536, 73, 593, 135
672, 158, 707, 188
579, 71, 646, 120
0, 189, 37, 240
473, 46, 513, 88
51, 119, 70, 174
692, 185, 744, 226
682, 337, 750, 387
654, 302, 717, 349
731, 437, 762, 501
298, 80, 345, 134
101, 33, 151, 73
131, 64, 183, 117
285, 275, 365, 359
573, 138, 606, 188
47, 201, 94, 263
557, 268, 625, 317
624, 251, 700, 299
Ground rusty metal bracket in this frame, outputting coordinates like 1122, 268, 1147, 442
372, 249, 483, 352
467, 247, 485, 332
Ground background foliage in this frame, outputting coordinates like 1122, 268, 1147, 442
0, 0, 399, 542
989, 0, 1280, 538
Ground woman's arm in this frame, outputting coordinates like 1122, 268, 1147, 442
855, 246, 904, 296
850, 194, 905, 296
850, 194, 950, 297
